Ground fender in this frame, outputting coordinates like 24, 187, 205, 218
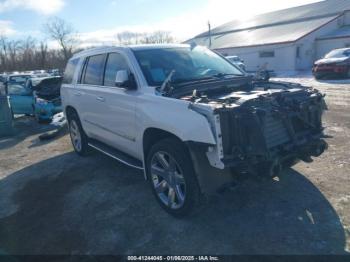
136, 94, 216, 147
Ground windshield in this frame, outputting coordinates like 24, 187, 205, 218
9, 75, 31, 84
133, 46, 244, 86
7, 82, 32, 96
325, 49, 350, 59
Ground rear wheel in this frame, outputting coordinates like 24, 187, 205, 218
68, 112, 89, 156
146, 138, 201, 217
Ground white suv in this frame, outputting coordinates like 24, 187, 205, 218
61, 44, 327, 216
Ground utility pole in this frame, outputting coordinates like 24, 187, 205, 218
208, 21, 212, 49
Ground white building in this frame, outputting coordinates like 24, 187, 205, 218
186, 0, 350, 72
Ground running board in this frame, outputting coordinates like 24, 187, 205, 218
88, 139, 144, 170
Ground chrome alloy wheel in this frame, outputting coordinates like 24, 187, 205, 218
69, 120, 82, 152
151, 151, 186, 209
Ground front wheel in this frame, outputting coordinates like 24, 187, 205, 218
146, 138, 201, 217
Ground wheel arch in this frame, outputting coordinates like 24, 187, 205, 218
142, 127, 191, 179
65, 105, 78, 120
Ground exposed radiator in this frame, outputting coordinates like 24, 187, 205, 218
263, 114, 290, 148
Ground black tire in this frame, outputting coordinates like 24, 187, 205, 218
146, 138, 201, 217
67, 112, 90, 156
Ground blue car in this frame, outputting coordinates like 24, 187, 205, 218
31, 77, 63, 122
33, 95, 62, 122
6, 75, 63, 122
6, 75, 35, 115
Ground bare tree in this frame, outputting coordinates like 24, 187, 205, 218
7, 40, 21, 70
116, 30, 175, 45
0, 26, 175, 73
0, 35, 68, 73
44, 17, 78, 61
20, 37, 36, 70
38, 41, 48, 68
0, 34, 8, 71
141, 31, 174, 44
116, 31, 146, 45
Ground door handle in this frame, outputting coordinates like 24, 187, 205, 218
96, 96, 105, 102
74, 92, 82, 96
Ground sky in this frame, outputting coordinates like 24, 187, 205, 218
0, 0, 322, 47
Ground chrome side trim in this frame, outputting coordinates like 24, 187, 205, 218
88, 143, 144, 170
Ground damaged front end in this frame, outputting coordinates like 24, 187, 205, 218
32, 76, 63, 121
188, 80, 328, 181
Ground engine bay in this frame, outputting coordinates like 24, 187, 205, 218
185, 80, 328, 176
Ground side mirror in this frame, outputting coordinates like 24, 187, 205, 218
115, 70, 137, 90
115, 70, 129, 87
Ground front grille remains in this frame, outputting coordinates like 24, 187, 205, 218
263, 115, 290, 148
219, 109, 291, 158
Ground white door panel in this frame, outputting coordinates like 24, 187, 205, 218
75, 51, 138, 158
91, 86, 138, 157
74, 85, 104, 137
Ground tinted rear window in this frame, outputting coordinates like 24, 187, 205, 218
63, 58, 79, 84
83, 54, 106, 85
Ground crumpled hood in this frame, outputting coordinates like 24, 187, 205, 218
314, 57, 349, 65
216, 87, 305, 105
31, 77, 51, 87
33, 76, 62, 100
195, 84, 309, 110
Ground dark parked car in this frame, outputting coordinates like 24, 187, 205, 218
312, 48, 350, 79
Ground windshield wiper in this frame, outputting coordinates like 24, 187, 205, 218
159, 69, 176, 94
173, 76, 216, 84
172, 74, 244, 87
212, 73, 243, 78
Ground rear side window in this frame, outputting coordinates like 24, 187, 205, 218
63, 58, 79, 84
104, 53, 129, 87
82, 54, 106, 85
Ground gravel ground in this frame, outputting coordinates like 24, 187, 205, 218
0, 74, 349, 255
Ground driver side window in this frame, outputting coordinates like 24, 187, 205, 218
104, 53, 129, 87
